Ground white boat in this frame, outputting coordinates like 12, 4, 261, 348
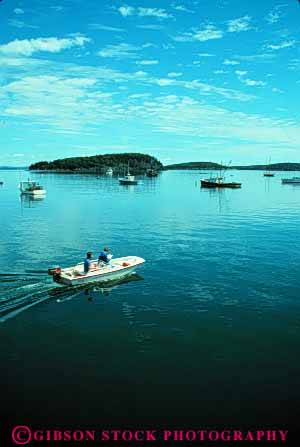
106, 167, 113, 175
119, 162, 138, 185
281, 177, 300, 184
19, 180, 46, 195
48, 256, 145, 286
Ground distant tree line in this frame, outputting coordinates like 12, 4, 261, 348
164, 162, 300, 171
233, 163, 300, 171
164, 162, 224, 170
29, 153, 163, 174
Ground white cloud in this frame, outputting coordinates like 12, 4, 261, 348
266, 11, 280, 24
118, 5, 135, 17
89, 24, 125, 32
235, 69, 265, 87
223, 59, 240, 66
266, 40, 295, 50
136, 60, 159, 65
272, 87, 284, 94
194, 25, 223, 42
236, 53, 275, 63
243, 79, 266, 87
137, 95, 300, 151
172, 33, 194, 42
155, 78, 176, 87
0, 36, 90, 56
136, 24, 164, 30
138, 8, 171, 19
1, 75, 115, 131
98, 43, 141, 59
227, 16, 252, 33
198, 53, 214, 57
174, 25, 223, 43
118, 5, 171, 19
51, 6, 64, 12
172, 4, 194, 13
288, 59, 300, 71
14, 8, 24, 15
143, 75, 254, 101
8, 19, 39, 29
129, 93, 151, 99
167, 72, 183, 78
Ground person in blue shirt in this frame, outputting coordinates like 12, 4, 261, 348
84, 252, 93, 274
98, 247, 112, 265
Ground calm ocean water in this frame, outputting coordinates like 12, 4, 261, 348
0, 170, 300, 439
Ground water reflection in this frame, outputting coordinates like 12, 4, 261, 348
201, 187, 230, 213
0, 272, 143, 322
20, 193, 45, 208
264, 176, 274, 193
51, 273, 144, 303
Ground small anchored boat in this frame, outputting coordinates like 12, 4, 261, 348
146, 167, 158, 177
19, 180, 46, 196
48, 256, 145, 286
106, 167, 113, 175
263, 157, 275, 177
119, 174, 138, 185
201, 162, 241, 189
119, 162, 138, 185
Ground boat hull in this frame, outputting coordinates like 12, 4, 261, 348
119, 179, 138, 185
21, 190, 46, 195
282, 178, 300, 184
201, 180, 241, 188
52, 256, 145, 286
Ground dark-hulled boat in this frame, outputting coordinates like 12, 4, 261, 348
146, 168, 158, 177
201, 177, 241, 188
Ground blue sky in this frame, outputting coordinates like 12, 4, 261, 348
1, 0, 300, 166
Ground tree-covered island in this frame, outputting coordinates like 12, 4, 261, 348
29, 153, 163, 174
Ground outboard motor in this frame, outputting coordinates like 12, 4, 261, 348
48, 266, 62, 282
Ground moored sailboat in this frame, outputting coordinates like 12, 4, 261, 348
263, 157, 275, 177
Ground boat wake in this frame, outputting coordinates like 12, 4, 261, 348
0, 273, 143, 323
0, 274, 55, 323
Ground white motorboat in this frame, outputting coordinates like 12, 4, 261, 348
106, 167, 113, 175
19, 180, 46, 195
48, 256, 145, 286
281, 177, 300, 184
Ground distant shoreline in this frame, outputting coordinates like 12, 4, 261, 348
163, 162, 300, 171
0, 167, 28, 171
2, 162, 300, 173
